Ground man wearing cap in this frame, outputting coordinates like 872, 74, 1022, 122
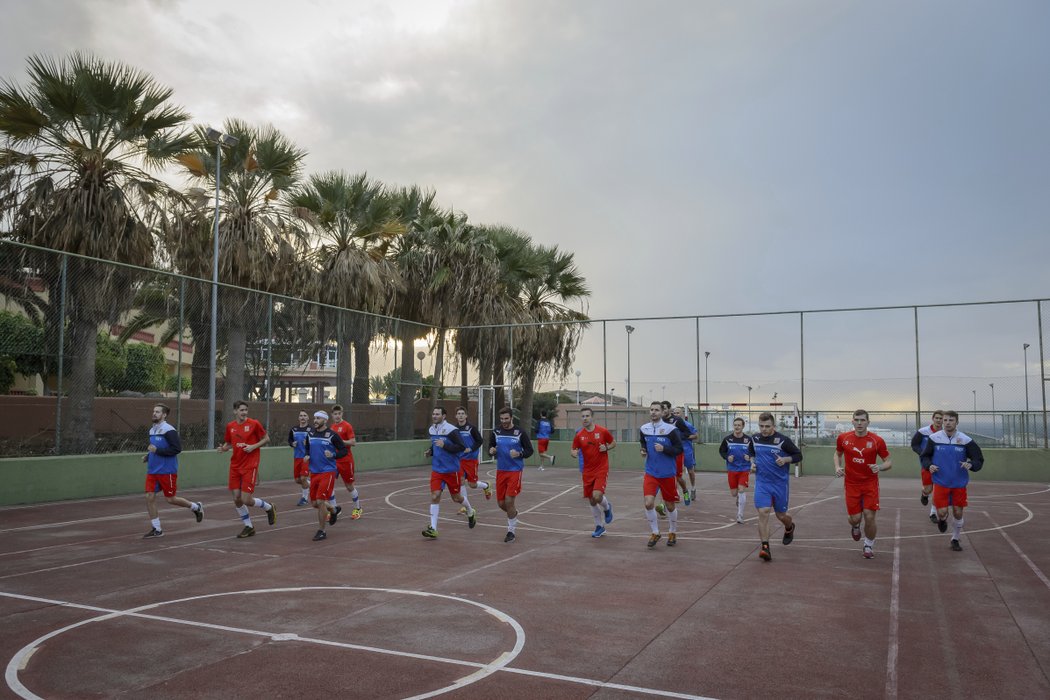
303, 410, 348, 541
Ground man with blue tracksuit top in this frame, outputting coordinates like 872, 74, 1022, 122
911, 410, 944, 523
142, 403, 203, 538
919, 410, 984, 552
488, 406, 534, 543
304, 410, 348, 541
748, 411, 803, 562
422, 407, 469, 538
640, 402, 684, 548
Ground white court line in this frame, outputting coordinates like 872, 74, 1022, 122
797, 503, 1034, 543
518, 486, 579, 515
982, 510, 1050, 592
885, 510, 901, 699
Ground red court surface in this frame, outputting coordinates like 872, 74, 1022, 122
2, 466, 1049, 699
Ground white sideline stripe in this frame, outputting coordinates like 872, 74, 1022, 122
983, 510, 1050, 592
885, 510, 901, 699
519, 486, 579, 515
0, 589, 719, 700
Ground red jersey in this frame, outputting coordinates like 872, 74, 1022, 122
331, 420, 355, 464
836, 431, 889, 484
572, 425, 614, 473
225, 418, 267, 471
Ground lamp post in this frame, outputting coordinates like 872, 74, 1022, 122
662, 385, 666, 401
575, 368, 581, 405
205, 127, 239, 450
625, 325, 635, 413
1024, 343, 1031, 446
972, 389, 977, 414
747, 385, 753, 428
704, 351, 710, 404
989, 382, 996, 440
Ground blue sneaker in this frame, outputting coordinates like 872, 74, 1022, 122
683, 491, 692, 506
604, 503, 614, 525
296, 497, 309, 507
591, 525, 606, 538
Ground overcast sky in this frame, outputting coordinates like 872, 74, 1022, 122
3, 0, 1048, 413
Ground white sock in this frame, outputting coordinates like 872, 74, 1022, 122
591, 504, 604, 527
461, 494, 473, 513
253, 498, 270, 511
190, 502, 200, 512
863, 537, 874, 548
236, 505, 251, 525
151, 517, 161, 530
930, 504, 936, 516
430, 503, 439, 529
952, 518, 964, 539
507, 517, 518, 533
600, 495, 610, 512
645, 508, 659, 534
477, 480, 489, 490
301, 488, 309, 499
329, 496, 338, 509
669, 508, 678, 533
350, 488, 360, 505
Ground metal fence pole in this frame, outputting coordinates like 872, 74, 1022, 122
914, 306, 921, 429
695, 317, 701, 434
602, 320, 608, 428
1039, 300, 1048, 449
264, 293, 273, 434
393, 319, 399, 440
54, 254, 68, 454
799, 312, 805, 446
177, 277, 185, 434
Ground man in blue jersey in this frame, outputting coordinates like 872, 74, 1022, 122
455, 407, 491, 516
303, 410, 347, 541
919, 410, 984, 551
288, 410, 311, 506
748, 412, 803, 561
641, 402, 684, 547
719, 417, 754, 524
422, 407, 470, 538
488, 406, 534, 542
672, 405, 700, 504
911, 410, 943, 524
535, 411, 555, 469
142, 404, 203, 538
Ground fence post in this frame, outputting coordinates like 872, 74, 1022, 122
799, 312, 805, 448
914, 306, 921, 430
176, 276, 185, 434
1039, 301, 1048, 449
695, 317, 702, 436
602, 320, 608, 427
264, 292, 273, 434
54, 254, 68, 454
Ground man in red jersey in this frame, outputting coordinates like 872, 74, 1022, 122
570, 407, 616, 537
834, 409, 892, 559
218, 400, 275, 538
329, 404, 362, 519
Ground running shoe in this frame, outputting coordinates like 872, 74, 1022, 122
458, 506, 468, 515
782, 524, 795, 545
930, 513, 938, 524
736, 515, 744, 524
647, 533, 661, 548
312, 530, 327, 541
851, 525, 861, 541
266, 504, 277, 526
504, 531, 516, 543
690, 489, 697, 503
937, 519, 948, 533
143, 528, 163, 538
683, 491, 691, 506
592, 525, 606, 538
328, 507, 339, 526
468, 510, 477, 529
863, 545, 874, 559
920, 493, 929, 506
759, 543, 771, 561
483, 486, 492, 500
667, 533, 677, 547
422, 527, 438, 539
237, 526, 255, 539
296, 497, 309, 507
194, 503, 204, 523
604, 503, 614, 525
551, 455, 556, 466
950, 539, 962, 551
351, 507, 363, 520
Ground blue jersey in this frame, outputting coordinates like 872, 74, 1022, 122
147, 422, 181, 475
288, 424, 310, 459
639, 420, 683, 479
489, 427, 533, 472
920, 430, 984, 488
576, 427, 585, 472
457, 423, 483, 461
719, 433, 753, 472
748, 432, 802, 485
429, 421, 466, 473
679, 418, 697, 464
306, 427, 347, 473
911, 425, 936, 464
537, 419, 552, 439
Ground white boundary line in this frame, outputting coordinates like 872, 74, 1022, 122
983, 510, 1050, 592
885, 510, 901, 699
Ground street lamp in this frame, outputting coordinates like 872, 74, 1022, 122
625, 325, 635, 412
989, 382, 996, 440
662, 384, 666, 401
575, 368, 581, 405
704, 351, 711, 404
416, 350, 426, 379
747, 385, 753, 428
205, 127, 239, 450
972, 389, 977, 414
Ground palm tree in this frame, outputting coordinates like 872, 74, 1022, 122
0, 53, 193, 453
289, 172, 402, 407
176, 119, 308, 420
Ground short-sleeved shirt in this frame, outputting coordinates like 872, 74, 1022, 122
572, 425, 615, 473
225, 418, 267, 471
331, 420, 355, 465
836, 431, 889, 485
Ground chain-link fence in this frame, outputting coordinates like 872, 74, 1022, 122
2, 238, 1048, 456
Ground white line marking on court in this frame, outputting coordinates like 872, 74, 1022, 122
885, 510, 901, 699
797, 503, 1034, 542
983, 509, 1050, 592
439, 550, 539, 586
518, 486, 579, 515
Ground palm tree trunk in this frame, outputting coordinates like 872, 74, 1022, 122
493, 363, 505, 409
352, 333, 371, 404
519, 364, 538, 440
396, 327, 418, 439
335, 315, 352, 407
61, 313, 98, 454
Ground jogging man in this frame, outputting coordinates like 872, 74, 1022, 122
920, 410, 984, 552
748, 412, 802, 561
570, 407, 616, 537
288, 409, 311, 506
834, 409, 892, 559
422, 407, 471, 538
536, 411, 555, 469
330, 405, 362, 519
718, 417, 753, 524
641, 401, 684, 547
455, 406, 491, 514
142, 403, 202, 538
218, 400, 275, 538
303, 410, 346, 541
672, 406, 700, 504
488, 406, 534, 542
662, 401, 696, 506
911, 410, 944, 524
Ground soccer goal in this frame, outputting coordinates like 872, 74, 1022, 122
689, 402, 804, 477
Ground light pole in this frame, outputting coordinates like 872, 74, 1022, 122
575, 368, 581, 405
662, 385, 666, 401
989, 382, 996, 440
972, 389, 977, 414
205, 127, 239, 450
747, 385, 753, 428
704, 351, 710, 404
1023, 343, 1031, 446
625, 325, 635, 412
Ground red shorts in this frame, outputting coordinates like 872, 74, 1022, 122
293, 457, 309, 480
537, 438, 550, 454
310, 471, 336, 502
145, 473, 178, 498
460, 458, 480, 484
336, 456, 355, 485
496, 470, 523, 500
643, 474, 680, 503
932, 484, 968, 509
921, 468, 933, 487
727, 471, 750, 490
228, 466, 258, 493
845, 480, 880, 515
581, 468, 609, 499
675, 453, 684, 477
430, 470, 462, 495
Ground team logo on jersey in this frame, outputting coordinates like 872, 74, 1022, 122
243, 425, 250, 432
866, 441, 873, 449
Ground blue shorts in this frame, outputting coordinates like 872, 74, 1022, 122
684, 451, 697, 469
754, 479, 789, 513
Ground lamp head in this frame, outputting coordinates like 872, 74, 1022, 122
625, 325, 634, 334
205, 127, 222, 144
221, 133, 239, 147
